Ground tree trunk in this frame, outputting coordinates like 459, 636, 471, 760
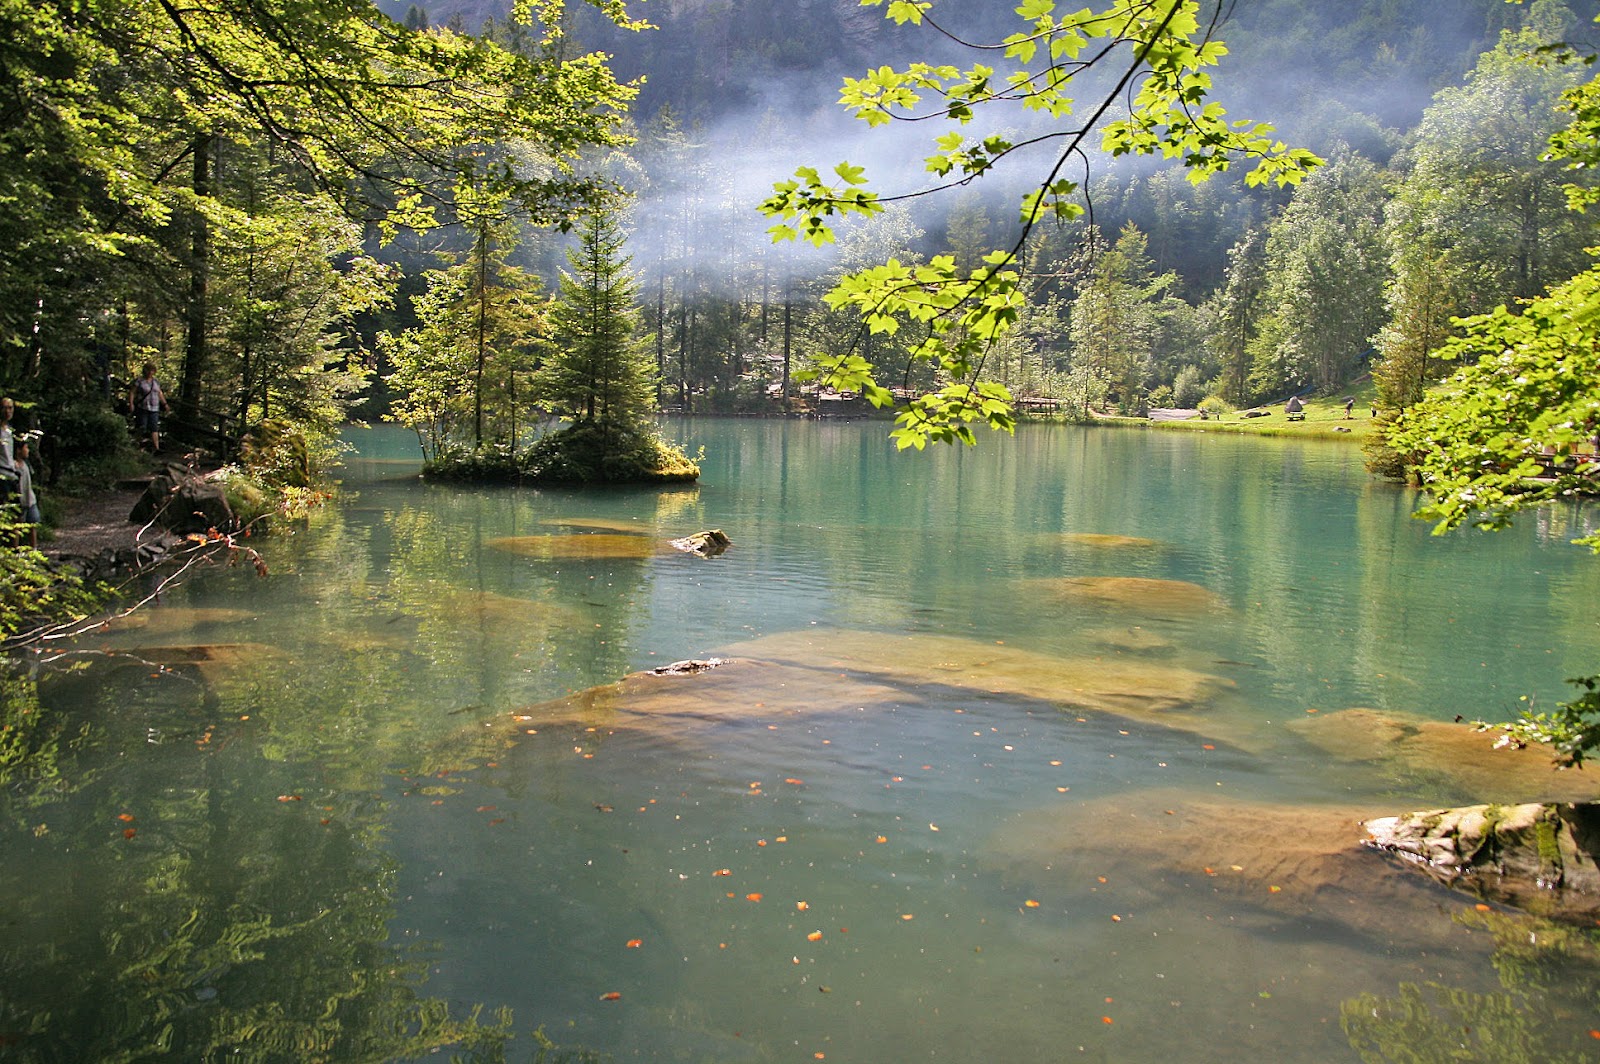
179, 131, 214, 423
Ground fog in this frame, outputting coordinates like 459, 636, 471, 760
412, 0, 1523, 291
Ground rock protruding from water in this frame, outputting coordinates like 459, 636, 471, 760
129, 463, 235, 534
671, 529, 731, 557
1364, 803, 1600, 922
648, 657, 727, 676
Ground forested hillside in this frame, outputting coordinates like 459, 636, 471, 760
3, 0, 1594, 495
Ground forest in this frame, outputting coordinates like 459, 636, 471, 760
0, 0, 1595, 483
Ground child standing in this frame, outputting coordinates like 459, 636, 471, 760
15, 434, 38, 547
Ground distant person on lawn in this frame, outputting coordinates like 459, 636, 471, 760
128, 363, 170, 453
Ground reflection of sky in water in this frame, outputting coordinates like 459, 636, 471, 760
9, 420, 1598, 1063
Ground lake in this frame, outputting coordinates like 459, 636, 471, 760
4, 418, 1599, 1063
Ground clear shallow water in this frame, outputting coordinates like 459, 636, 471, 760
4, 419, 1600, 1063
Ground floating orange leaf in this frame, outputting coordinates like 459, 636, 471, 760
746, 893, 763, 902
626, 939, 643, 948
599, 992, 621, 1001
807, 931, 823, 941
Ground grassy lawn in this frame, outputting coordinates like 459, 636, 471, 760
1083, 378, 1382, 442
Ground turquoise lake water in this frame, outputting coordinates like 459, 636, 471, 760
3, 418, 1598, 1062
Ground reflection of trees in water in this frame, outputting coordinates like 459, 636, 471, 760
1341, 910, 1600, 1063
0, 668, 600, 1062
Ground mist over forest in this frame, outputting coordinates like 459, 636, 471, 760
366, 0, 1586, 423
379, 0, 1517, 285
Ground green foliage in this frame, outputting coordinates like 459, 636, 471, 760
2, 0, 639, 490
760, 0, 1321, 448
1386, 4, 1600, 772
0, 514, 106, 646
1248, 153, 1388, 395
517, 421, 699, 484
383, 211, 549, 459
1476, 676, 1600, 770
421, 419, 699, 485
535, 203, 658, 432
1386, 264, 1600, 549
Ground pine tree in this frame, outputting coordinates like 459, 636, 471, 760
537, 204, 656, 434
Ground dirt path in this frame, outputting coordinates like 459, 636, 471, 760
42, 484, 162, 560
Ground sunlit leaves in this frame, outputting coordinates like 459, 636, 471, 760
1387, 263, 1600, 552
760, 0, 1320, 447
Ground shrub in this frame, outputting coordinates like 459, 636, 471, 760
518, 422, 699, 485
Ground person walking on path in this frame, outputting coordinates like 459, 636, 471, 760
128, 363, 170, 453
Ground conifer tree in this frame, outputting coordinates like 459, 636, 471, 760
537, 204, 656, 435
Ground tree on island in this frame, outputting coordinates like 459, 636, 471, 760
522, 203, 698, 484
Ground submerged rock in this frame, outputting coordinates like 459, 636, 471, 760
1082, 625, 1180, 658
1364, 803, 1600, 923
1288, 707, 1597, 804
539, 517, 655, 533
986, 789, 1452, 942
670, 529, 731, 557
487, 534, 669, 560
1023, 576, 1228, 615
1055, 532, 1164, 550
718, 629, 1233, 719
